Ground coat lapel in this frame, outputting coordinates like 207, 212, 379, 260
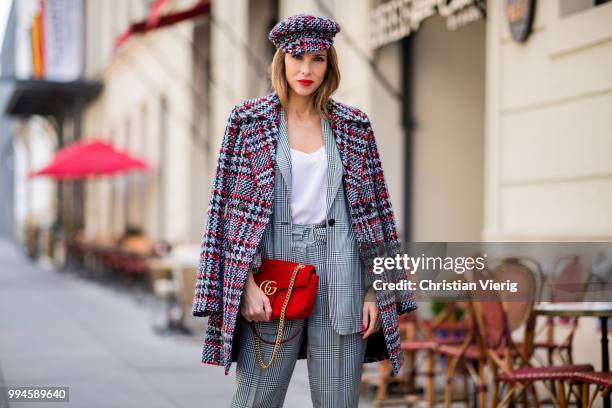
326, 99, 370, 203
238, 93, 281, 194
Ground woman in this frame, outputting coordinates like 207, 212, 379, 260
192, 14, 416, 407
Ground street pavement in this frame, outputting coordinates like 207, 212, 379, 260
0, 239, 381, 407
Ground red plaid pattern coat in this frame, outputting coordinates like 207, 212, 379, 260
192, 92, 416, 375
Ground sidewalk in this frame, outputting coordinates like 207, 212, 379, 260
0, 239, 318, 407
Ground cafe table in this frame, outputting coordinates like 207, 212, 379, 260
147, 244, 200, 335
533, 302, 612, 408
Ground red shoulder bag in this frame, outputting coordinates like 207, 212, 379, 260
250, 259, 318, 369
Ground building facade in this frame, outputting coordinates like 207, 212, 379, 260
3, 0, 611, 252
82, 0, 212, 244
1, 0, 100, 254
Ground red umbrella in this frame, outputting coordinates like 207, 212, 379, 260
28, 139, 151, 180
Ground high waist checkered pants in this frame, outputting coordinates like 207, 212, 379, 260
230, 222, 367, 408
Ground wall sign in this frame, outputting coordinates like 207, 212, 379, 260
506, 0, 536, 43
369, 0, 486, 49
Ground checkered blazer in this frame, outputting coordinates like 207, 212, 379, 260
192, 92, 417, 375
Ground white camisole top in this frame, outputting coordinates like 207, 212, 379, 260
290, 145, 328, 224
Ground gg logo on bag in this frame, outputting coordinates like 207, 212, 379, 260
259, 280, 278, 295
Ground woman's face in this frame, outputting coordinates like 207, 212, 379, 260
284, 51, 328, 97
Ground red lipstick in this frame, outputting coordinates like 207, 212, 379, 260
297, 79, 314, 87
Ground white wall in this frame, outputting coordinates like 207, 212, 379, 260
485, 1, 612, 240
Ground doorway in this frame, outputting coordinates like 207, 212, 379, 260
406, 16, 485, 241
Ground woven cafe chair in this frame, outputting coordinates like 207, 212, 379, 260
572, 371, 612, 408
361, 303, 471, 407
400, 302, 471, 406
361, 312, 423, 408
442, 266, 593, 408
440, 267, 522, 408
489, 257, 544, 333
465, 269, 594, 408
472, 298, 593, 408
489, 257, 543, 406
532, 255, 591, 367
486, 256, 582, 407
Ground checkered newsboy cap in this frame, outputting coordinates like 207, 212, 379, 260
268, 14, 341, 56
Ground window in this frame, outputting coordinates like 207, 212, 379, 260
548, 0, 612, 56
559, 0, 611, 17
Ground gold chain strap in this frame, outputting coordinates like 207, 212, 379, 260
254, 263, 305, 369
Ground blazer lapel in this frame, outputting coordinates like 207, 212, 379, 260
323, 113, 343, 216
276, 109, 293, 195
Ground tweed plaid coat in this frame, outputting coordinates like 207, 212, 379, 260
192, 92, 417, 375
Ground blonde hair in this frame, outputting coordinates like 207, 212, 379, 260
270, 46, 340, 117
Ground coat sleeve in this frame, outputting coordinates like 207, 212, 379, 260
362, 116, 417, 316
249, 240, 264, 274
192, 107, 242, 317
362, 117, 400, 246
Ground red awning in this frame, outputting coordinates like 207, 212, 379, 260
114, 1, 210, 49
28, 139, 151, 180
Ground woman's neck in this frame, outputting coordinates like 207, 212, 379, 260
286, 91, 318, 120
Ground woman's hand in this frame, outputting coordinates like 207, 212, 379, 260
362, 287, 381, 339
240, 271, 273, 322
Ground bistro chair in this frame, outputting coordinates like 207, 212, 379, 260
361, 312, 418, 408
400, 302, 471, 406
440, 266, 524, 408
572, 371, 612, 408
532, 255, 591, 367
465, 272, 593, 407
490, 256, 543, 405
442, 265, 593, 407
361, 303, 471, 407
489, 256, 544, 333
